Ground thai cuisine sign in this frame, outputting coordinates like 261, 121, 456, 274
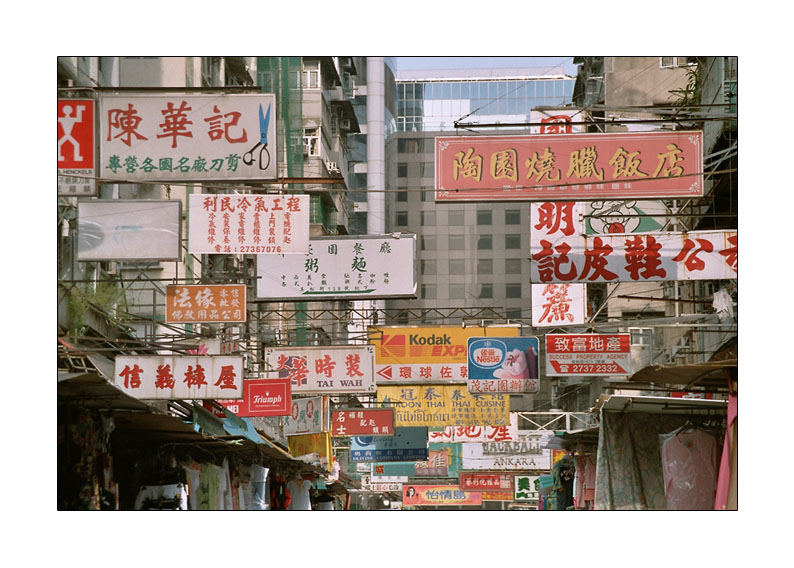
435, 131, 703, 200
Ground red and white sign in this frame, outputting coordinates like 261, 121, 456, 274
264, 345, 376, 394
284, 396, 326, 436
331, 408, 394, 437
113, 355, 243, 399
166, 284, 246, 323
459, 472, 515, 492
215, 378, 291, 417
188, 193, 309, 255
58, 99, 96, 195
428, 413, 519, 443
435, 131, 703, 201
545, 333, 632, 376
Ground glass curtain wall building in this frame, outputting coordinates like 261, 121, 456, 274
385, 67, 575, 326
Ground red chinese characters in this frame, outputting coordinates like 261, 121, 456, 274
114, 356, 243, 399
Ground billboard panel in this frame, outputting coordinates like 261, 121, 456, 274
166, 284, 246, 324
113, 355, 243, 400
428, 413, 519, 443
369, 325, 520, 384
77, 200, 181, 261
545, 333, 632, 376
461, 431, 553, 471
331, 408, 395, 437
256, 235, 417, 300
403, 485, 482, 507
350, 427, 428, 462
188, 193, 309, 255
99, 94, 278, 181
467, 336, 540, 393
377, 385, 509, 427
435, 131, 704, 201
215, 378, 290, 417
459, 472, 515, 492
58, 98, 96, 196
264, 345, 376, 394
283, 396, 326, 436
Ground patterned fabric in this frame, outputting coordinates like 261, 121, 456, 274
595, 411, 689, 510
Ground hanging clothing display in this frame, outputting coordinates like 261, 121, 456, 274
575, 454, 597, 510
552, 454, 575, 510
250, 466, 270, 510
659, 427, 719, 510
287, 478, 313, 511
714, 393, 738, 510
270, 475, 291, 510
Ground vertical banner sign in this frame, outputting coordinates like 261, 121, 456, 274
350, 427, 429, 462
188, 193, 309, 255
435, 131, 704, 200
545, 333, 632, 376
467, 337, 540, 394
377, 385, 509, 427
99, 94, 278, 181
113, 355, 243, 400
58, 99, 96, 195
166, 284, 246, 324
403, 485, 482, 507
531, 202, 587, 327
331, 408, 395, 437
265, 345, 376, 395
369, 325, 520, 384
257, 235, 418, 300
284, 396, 326, 436
215, 378, 291, 417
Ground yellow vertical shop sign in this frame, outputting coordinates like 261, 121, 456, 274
288, 432, 333, 473
377, 385, 509, 427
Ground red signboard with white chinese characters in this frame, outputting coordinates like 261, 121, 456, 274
459, 471, 515, 492
435, 131, 703, 200
58, 98, 96, 195
113, 355, 243, 399
331, 408, 395, 437
215, 378, 291, 417
166, 284, 246, 324
545, 333, 632, 376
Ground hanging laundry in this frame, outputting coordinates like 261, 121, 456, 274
660, 427, 718, 510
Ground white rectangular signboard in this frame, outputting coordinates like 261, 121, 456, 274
113, 355, 243, 400
264, 345, 376, 394
256, 235, 417, 300
283, 396, 326, 436
77, 200, 182, 261
99, 94, 278, 181
187, 193, 309, 255
461, 432, 553, 471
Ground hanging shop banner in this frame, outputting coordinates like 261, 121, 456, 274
165, 284, 246, 324
256, 235, 417, 300
467, 337, 540, 394
287, 432, 333, 472
461, 431, 553, 471
403, 485, 482, 507
188, 193, 309, 255
99, 94, 278, 182
331, 408, 395, 437
434, 131, 703, 201
532, 283, 587, 327
113, 355, 243, 400
215, 378, 290, 417
360, 477, 404, 492
77, 200, 182, 261
545, 333, 632, 376
514, 475, 541, 502
371, 443, 462, 479
264, 345, 376, 395
428, 412, 519, 443
529, 108, 587, 135
283, 396, 327, 436
58, 98, 96, 196
377, 385, 509, 427
531, 229, 738, 283
459, 471, 515, 492
369, 325, 520, 384
350, 427, 428, 462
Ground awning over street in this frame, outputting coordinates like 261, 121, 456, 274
628, 359, 737, 390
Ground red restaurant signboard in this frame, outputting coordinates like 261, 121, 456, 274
331, 408, 395, 437
435, 131, 703, 201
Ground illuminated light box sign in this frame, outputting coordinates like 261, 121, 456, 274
215, 378, 291, 417
467, 337, 540, 394
99, 94, 278, 181
188, 193, 309, 255
166, 284, 246, 324
435, 131, 703, 201
256, 235, 417, 300
113, 355, 243, 400
58, 98, 96, 196
545, 333, 632, 376
77, 200, 182, 261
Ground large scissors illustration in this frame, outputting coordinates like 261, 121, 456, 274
243, 103, 271, 170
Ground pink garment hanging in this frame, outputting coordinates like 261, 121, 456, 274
714, 393, 737, 510
660, 428, 718, 510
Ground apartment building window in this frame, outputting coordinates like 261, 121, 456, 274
449, 259, 465, 274
396, 211, 408, 226
506, 283, 522, 298
421, 260, 436, 275
505, 309, 523, 320
420, 190, 434, 202
421, 284, 436, 299
449, 235, 465, 250
505, 209, 521, 224
449, 284, 465, 299
303, 128, 320, 157
421, 211, 435, 226
630, 327, 653, 346
302, 61, 320, 89
505, 258, 523, 274
421, 235, 435, 251
398, 138, 423, 153
397, 163, 408, 177
477, 258, 493, 275
477, 210, 492, 225
660, 57, 696, 68
477, 235, 492, 250
505, 234, 521, 249
479, 284, 493, 299
397, 190, 408, 202
448, 210, 465, 225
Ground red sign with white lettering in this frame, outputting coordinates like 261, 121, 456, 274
545, 333, 632, 376
216, 378, 291, 417
459, 472, 514, 492
331, 408, 394, 437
